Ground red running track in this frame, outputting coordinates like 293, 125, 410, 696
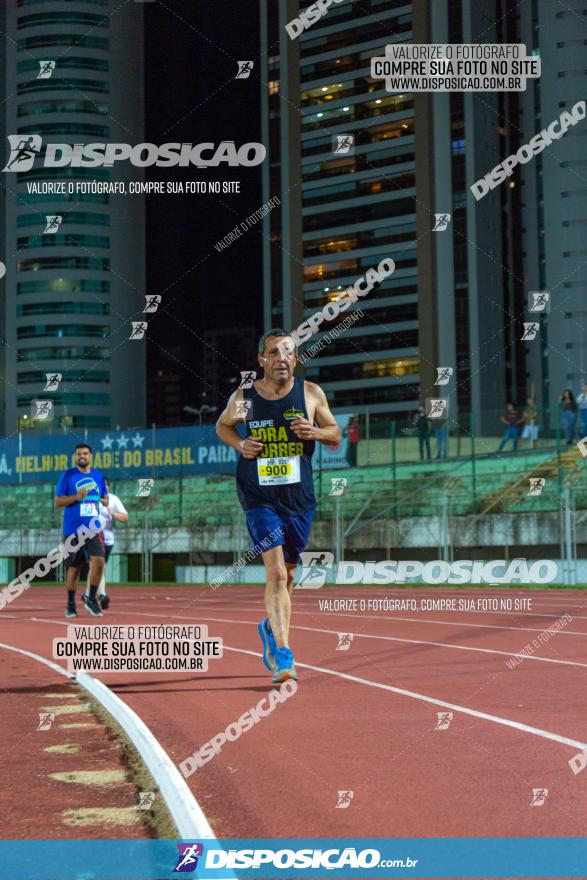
1, 585, 586, 853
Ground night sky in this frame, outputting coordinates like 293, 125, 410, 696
143, 0, 263, 402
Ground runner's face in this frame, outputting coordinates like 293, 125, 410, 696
75, 448, 92, 469
259, 336, 297, 383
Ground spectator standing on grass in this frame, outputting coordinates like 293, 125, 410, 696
414, 405, 431, 461
521, 396, 540, 448
343, 416, 360, 467
560, 389, 577, 445
497, 403, 522, 453
576, 382, 587, 437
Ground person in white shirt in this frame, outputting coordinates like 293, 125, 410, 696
82, 479, 128, 611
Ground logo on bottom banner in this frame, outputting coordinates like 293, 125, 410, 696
173, 843, 204, 873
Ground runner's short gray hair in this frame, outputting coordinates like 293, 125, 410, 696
258, 328, 296, 354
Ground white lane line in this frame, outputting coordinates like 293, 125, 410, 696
109, 604, 587, 637
221, 645, 587, 753
20, 605, 587, 652
8, 616, 587, 753
5, 604, 587, 637
0, 641, 73, 678
64, 598, 587, 631
160, 591, 587, 601
289, 603, 587, 622
151, 592, 587, 608
286, 609, 587, 636
14, 612, 587, 692
172, 600, 587, 623
112, 611, 586, 669
175, 594, 587, 615
108, 603, 587, 625
275, 622, 587, 669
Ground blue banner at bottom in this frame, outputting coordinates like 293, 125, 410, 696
0, 838, 585, 879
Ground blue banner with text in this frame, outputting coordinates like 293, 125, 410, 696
0, 838, 585, 879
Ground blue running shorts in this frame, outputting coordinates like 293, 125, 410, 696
245, 505, 315, 564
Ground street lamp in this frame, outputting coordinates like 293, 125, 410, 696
183, 404, 218, 426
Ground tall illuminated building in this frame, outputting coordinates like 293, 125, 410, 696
260, 0, 521, 431
0, 0, 146, 432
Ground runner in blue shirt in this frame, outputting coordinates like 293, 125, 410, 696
55, 443, 108, 618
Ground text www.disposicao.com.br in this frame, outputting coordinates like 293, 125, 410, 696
70, 657, 202, 671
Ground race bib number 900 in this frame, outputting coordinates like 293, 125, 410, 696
257, 456, 301, 486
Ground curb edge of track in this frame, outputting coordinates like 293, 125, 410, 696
76, 671, 230, 851
0, 642, 236, 876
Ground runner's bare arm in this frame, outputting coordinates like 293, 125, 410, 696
291, 382, 341, 448
311, 383, 342, 449
110, 509, 128, 523
216, 389, 264, 460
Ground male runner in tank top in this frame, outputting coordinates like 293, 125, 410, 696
216, 329, 341, 683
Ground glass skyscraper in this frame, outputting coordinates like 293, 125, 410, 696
0, 0, 146, 432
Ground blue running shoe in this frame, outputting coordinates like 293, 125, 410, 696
271, 646, 298, 683
258, 617, 276, 671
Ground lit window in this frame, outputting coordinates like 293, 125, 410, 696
362, 358, 420, 378
304, 258, 357, 282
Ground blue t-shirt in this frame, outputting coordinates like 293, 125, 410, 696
55, 467, 107, 536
